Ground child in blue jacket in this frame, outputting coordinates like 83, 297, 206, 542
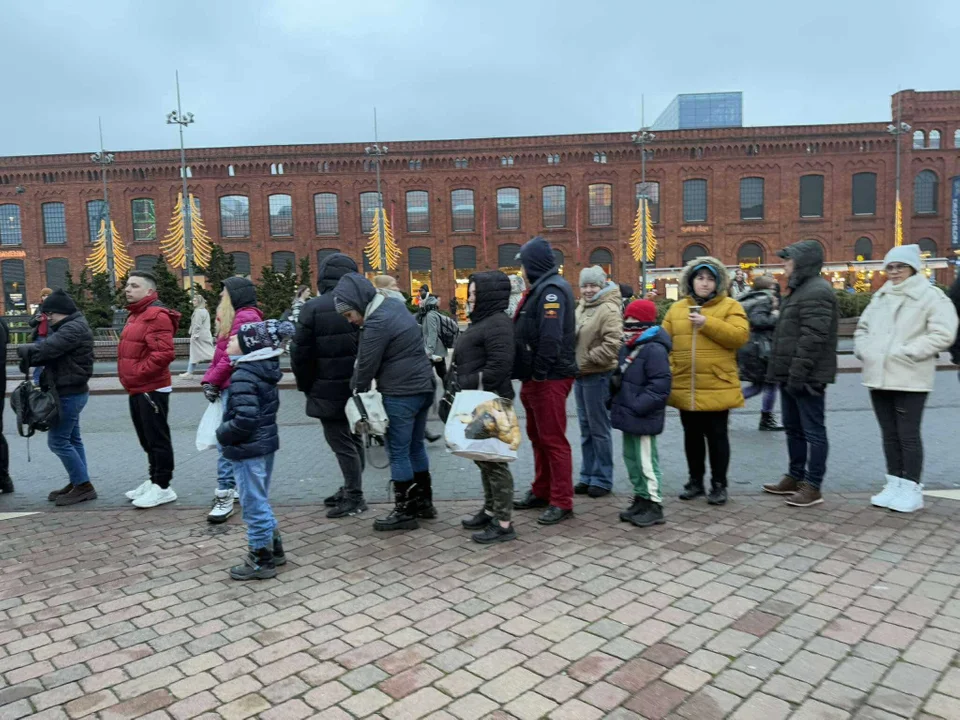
609, 300, 673, 527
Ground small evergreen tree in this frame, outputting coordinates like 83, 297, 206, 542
87, 273, 117, 330
198, 244, 236, 311
256, 262, 298, 321
298, 256, 312, 290
151, 258, 193, 337
63, 269, 92, 317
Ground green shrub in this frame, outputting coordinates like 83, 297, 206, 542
834, 289, 873, 318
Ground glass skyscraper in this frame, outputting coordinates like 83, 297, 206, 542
651, 92, 743, 130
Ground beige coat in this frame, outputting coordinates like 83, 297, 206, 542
188, 307, 215, 364
575, 282, 623, 375
854, 274, 958, 392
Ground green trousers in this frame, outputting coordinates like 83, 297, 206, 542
622, 434, 662, 503
476, 461, 514, 522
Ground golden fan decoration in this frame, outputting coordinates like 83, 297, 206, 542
160, 193, 214, 269
629, 198, 657, 263
894, 193, 903, 247
86, 220, 133, 278
364, 207, 401, 272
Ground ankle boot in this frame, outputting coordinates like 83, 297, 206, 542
619, 495, 647, 522
272, 529, 286, 566
411, 471, 437, 519
707, 481, 728, 506
230, 546, 277, 580
679, 479, 705, 501
759, 412, 784, 431
373, 482, 420, 532
0, 475, 13, 494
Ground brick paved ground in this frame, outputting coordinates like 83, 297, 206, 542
2, 492, 960, 719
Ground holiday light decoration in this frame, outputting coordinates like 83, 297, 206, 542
160, 193, 213, 269
629, 198, 657, 262
363, 207, 401, 272
86, 220, 133, 278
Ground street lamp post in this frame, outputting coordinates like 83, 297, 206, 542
166, 71, 196, 298
364, 109, 389, 272
631, 125, 656, 298
90, 118, 116, 287
887, 94, 911, 248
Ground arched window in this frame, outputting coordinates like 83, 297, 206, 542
852, 173, 877, 216
453, 245, 477, 319
42, 202, 67, 245
359, 191, 380, 234
854, 237, 873, 261
914, 170, 938, 215
314, 193, 339, 236
955, 129, 960, 149
588, 183, 613, 226
498, 243, 522, 275
131, 198, 157, 242
86, 200, 107, 243
738, 242, 764, 267
918, 238, 937, 258
552, 249, 565, 276
739, 178, 764, 220
682, 244, 708, 265
406, 190, 430, 233
219, 195, 250, 238
1, 259, 26, 311
271, 251, 296, 273
451, 189, 475, 232
913, 130, 926, 150
409, 246, 432, 296
589, 248, 613, 276
268, 194, 293, 237
683, 179, 708, 223
542, 185, 566, 228
230, 251, 251, 277
635, 182, 660, 224
929, 130, 941, 150
497, 188, 521, 230
45, 258, 70, 290
135, 255, 159, 272
317, 248, 340, 268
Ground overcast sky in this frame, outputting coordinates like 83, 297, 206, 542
3, 0, 957, 158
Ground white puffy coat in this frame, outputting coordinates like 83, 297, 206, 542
853, 274, 958, 392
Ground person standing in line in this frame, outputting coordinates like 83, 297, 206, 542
201, 277, 263, 523
730, 268, 750, 299
456, 271, 519, 544
762, 240, 839, 507
573, 265, 622, 498
662, 257, 749, 506
417, 284, 430, 307
506, 274, 526, 319
18, 291, 95, 505
737, 274, 784, 431
511, 237, 579, 525
181, 294, 215, 378
418, 292, 449, 383
610, 299, 672, 527
0, 316, 11, 495
854, 245, 957, 513
449, 295, 459, 320
373, 275, 405, 301
118, 272, 181, 509
28, 288, 53, 385
290, 254, 367, 519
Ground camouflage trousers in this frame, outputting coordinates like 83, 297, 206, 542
476, 461, 514, 523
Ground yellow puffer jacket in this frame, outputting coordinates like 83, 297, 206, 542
662, 256, 750, 412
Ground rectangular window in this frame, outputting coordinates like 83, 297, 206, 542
131, 198, 157, 242
2, 258, 26, 311
359, 192, 380, 234
497, 188, 520, 230
41, 202, 67, 245
739, 178, 764, 220
451, 189, 475, 232
219, 195, 250, 237
0, 205, 22, 246
635, 182, 660, 224
852, 173, 877, 216
314, 193, 339, 236
683, 179, 708, 223
268, 194, 293, 237
542, 185, 566, 228
799, 175, 824, 218
87, 200, 107, 243
406, 190, 430, 233
588, 184, 613, 226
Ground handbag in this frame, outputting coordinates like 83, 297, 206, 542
345, 387, 389, 436
11, 372, 60, 438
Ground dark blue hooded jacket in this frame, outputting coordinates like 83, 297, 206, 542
217, 351, 283, 460
512, 237, 578, 381
610, 326, 672, 436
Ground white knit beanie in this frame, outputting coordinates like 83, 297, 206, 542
882, 244, 923, 273
579, 265, 607, 287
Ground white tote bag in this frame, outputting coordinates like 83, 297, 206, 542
196, 397, 222, 452
346, 388, 389, 436
443, 390, 520, 463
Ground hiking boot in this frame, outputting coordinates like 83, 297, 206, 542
125, 479, 153, 501
327, 496, 368, 519
537, 506, 574, 525
411, 472, 437, 519
230, 546, 277, 580
871, 475, 902, 509
619, 495, 647, 522
462, 509, 493, 529
472, 523, 517, 544
759, 412, 785, 431
707, 482, 728, 506
132, 484, 177, 509
207, 489, 236, 524
373, 482, 420, 532
785, 482, 823, 507
272, 529, 286, 566
630, 502, 666, 528
679, 479, 705, 501
762, 475, 800, 495
324, 487, 344, 507
0, 475, 14, 494
588, 486, 611, 498
574, 483, 590, 495
514, 490, 549, 510
47, 482, 72, 502
55, 482, 97, 507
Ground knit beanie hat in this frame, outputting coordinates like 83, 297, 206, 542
882, 244, 923, 273
579, 265, 607, 287
623, 299, 657, 328
41, 289, 78, 316
237, 319, 295, 354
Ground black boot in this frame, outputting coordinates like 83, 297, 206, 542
272, 529, 286, 567
679, 479, 705, 501
759, 412, 785, 431
373, 482, 420, 532
411, 472, 437, 519
630, 502, 665, 528
324, 487, 344, 507
0, 475, 13, 494
619, 495, 647, 522
707, 481, 728, 506
230, 546, 277, 580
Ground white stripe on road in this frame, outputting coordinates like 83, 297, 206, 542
923, 489, 960, 501
0, 513, 40, 520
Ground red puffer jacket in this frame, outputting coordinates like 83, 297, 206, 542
118, 293, 181, 394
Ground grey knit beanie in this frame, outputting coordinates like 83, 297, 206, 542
579, 265, 607, 287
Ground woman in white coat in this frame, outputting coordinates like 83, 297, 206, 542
854, 244, 958, 513
181, 295, 215, 377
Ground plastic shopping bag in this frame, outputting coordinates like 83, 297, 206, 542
196, 398, 222, 452
444, 390, 520, 463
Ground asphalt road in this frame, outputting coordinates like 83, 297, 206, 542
1, 372, 958, 514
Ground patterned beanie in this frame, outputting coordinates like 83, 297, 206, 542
237, 319, 295, 354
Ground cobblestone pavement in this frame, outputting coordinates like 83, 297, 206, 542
2, 492, 960, 719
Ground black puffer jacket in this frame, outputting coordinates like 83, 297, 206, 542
767, 240, 839, 388
737, 289, 778, 384
216, 353, 283, 460
18, 311, 94, 395
453, 271, 515, 400
290, 254, 359, 419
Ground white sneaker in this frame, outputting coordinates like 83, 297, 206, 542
207, 489, 237, 524
132, 484, 178, 509
125, 480, 153, 501
870, 475, 901, 509
179, 372, 193, 379
887, 480, 923, 513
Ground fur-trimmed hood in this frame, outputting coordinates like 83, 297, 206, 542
678, 255, 730, 300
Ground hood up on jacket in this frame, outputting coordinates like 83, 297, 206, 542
519, 236, 556, 283
318, 254, 358, 294
223, 276, 257, 310
678, 256, 730, 301
333, 273, 378, 315
618, 283, 635, 300
468, 271, 511, 323
778, 240, 824, 289
627, 324, 673, 352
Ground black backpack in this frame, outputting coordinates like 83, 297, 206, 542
437, 313, 460, 350
11, 374, 60, 438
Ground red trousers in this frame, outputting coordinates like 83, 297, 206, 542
520, 378, 575, 510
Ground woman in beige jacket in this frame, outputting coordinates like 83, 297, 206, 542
574, 266, 623, 497
854, 244, 958, 513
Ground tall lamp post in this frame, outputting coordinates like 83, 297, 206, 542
364, 109, 389, 272
90, 119, 116, 287
631, 124, 656, 297
166, 71, 196, 298
887, 94, 910, 248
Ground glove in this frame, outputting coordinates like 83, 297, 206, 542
202, 383, 220, 403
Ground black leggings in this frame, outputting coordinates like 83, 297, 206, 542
870, 390, 927, 482
679, 410, 730, 487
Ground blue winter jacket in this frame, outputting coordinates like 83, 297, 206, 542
610, 326, 673, 437
216, 351, 283, 460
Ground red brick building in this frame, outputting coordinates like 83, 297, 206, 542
1, 89, 959, 314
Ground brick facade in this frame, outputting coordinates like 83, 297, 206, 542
1, 89, 959, 313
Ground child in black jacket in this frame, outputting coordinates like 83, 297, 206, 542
218, 319, 294, 580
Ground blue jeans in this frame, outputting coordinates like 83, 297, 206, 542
743, 383, 778, 414
382, 392, 433, 482
574, 372, 613, 489
234, 453, 277, 549
216, 388, 236, 491
48, 392, 90, 487
781, 387, 828, 489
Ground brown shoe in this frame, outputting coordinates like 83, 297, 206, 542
762, 475, 799, 495
54, 483, 98, 507
785, 482, 823, 507
47, 483, 72, 502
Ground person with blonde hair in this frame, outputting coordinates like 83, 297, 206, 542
373, 274, 405, 302
181, 294, 215, 378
